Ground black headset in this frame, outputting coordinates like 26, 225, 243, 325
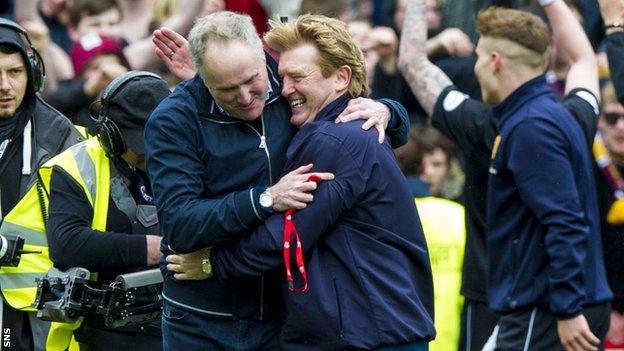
0, 18, 46, 92
91, 70, 161, 158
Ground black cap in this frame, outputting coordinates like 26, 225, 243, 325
107, 76, 170, 155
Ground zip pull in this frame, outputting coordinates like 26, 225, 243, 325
259, 135, 266, 149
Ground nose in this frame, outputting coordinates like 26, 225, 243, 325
281, 77, 294, 97
0, 72, 10, 91
237, 87, 253, 105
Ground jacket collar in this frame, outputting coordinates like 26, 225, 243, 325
492, 74, 551, 126
198, 52, 283, 123
312, 94, 351, 124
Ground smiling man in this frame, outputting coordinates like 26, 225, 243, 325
168, 14, 435, 350
144, 11, 411, 351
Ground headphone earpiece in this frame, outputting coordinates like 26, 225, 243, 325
90, 71, 161, 159
0, 18, 46, 92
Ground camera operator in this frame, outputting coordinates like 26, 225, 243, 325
42, 71, 169, 350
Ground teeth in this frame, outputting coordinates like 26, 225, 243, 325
290, 99, 305, 108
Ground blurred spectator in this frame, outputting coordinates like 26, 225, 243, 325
540, 0, 585, 97
118, 0, 156, 44
396, 125, 463, 200
370, 0, 478, 124
20, 20, 74, 94
595, 82, 624, 350
347, 20, 378, 86
67, 0, 123, 42
225, 0, 268, 36
45, 33, 129, 132
37, 0, 73, 52
413, 126, 464, 201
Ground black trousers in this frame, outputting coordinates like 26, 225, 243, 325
460, 298, 500, 351
495, 302, 611, 351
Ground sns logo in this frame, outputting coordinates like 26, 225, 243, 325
3, 327, 10, 347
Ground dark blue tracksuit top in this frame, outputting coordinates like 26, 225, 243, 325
486, 75, 612, 318
211, 94, 436, 350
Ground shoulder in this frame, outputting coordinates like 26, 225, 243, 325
147, 79, 201, 130
34, 97, 83, 148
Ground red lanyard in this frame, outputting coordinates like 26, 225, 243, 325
283, 175, 322, 293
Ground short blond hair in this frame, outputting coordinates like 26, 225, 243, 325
264, 14, 369, 97
477, 7, 550, 69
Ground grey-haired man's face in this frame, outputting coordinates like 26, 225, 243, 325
202, 40, 268, 121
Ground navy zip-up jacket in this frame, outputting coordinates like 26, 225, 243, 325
486, 75, 612, 318
212, 95, 435, 349
145, 53, 410, 320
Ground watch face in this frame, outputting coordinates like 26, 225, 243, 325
260, 193, 273, 208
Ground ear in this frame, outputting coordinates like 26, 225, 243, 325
334, 65, 352, 92
491, 51, 503, 72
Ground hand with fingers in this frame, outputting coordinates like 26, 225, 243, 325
557, 315, 600, 351
153, 27, 196, 80
267, 164, 335, 212
335, 98, 391, 144
166, 246, 212, 280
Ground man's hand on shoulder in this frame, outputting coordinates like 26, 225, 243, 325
268, 164, 334, 212
335, 97, 391, 144
557, 314, 599, 351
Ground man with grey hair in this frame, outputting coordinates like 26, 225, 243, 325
145, 11, 410, 350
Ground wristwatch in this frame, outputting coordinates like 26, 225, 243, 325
259, 190, 274, 214
201, 257, 213, 278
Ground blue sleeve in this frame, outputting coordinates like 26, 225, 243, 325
377, 98, 410, 148
211, 134, 366, 279
144, 107, 264, 254
507, 119, 588, 318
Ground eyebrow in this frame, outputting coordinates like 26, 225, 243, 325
217, 73, 259, 90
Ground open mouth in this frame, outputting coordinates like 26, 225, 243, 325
289, 98, 305, 108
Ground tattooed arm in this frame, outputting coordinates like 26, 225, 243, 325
397, 0, 453, 118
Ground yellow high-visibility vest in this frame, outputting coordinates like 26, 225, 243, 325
416, 197, 466, 351
0, 137, 110, 351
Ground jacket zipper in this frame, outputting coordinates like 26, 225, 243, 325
203, 97, 281, 320
333, 279, 344, 338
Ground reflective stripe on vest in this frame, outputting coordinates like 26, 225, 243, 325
0, 137, 110, 351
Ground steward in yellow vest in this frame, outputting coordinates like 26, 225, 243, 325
0, 71, 169, 350
0, 18, 84, 350
415, 197, 466, 351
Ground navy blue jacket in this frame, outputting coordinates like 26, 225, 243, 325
144, 53, 410, 320
212, 95, 435, 349
486, 75, 612, 318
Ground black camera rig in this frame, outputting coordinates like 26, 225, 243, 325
33, 267, 163, 328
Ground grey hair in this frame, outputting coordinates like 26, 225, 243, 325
188, 11, 264, 81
